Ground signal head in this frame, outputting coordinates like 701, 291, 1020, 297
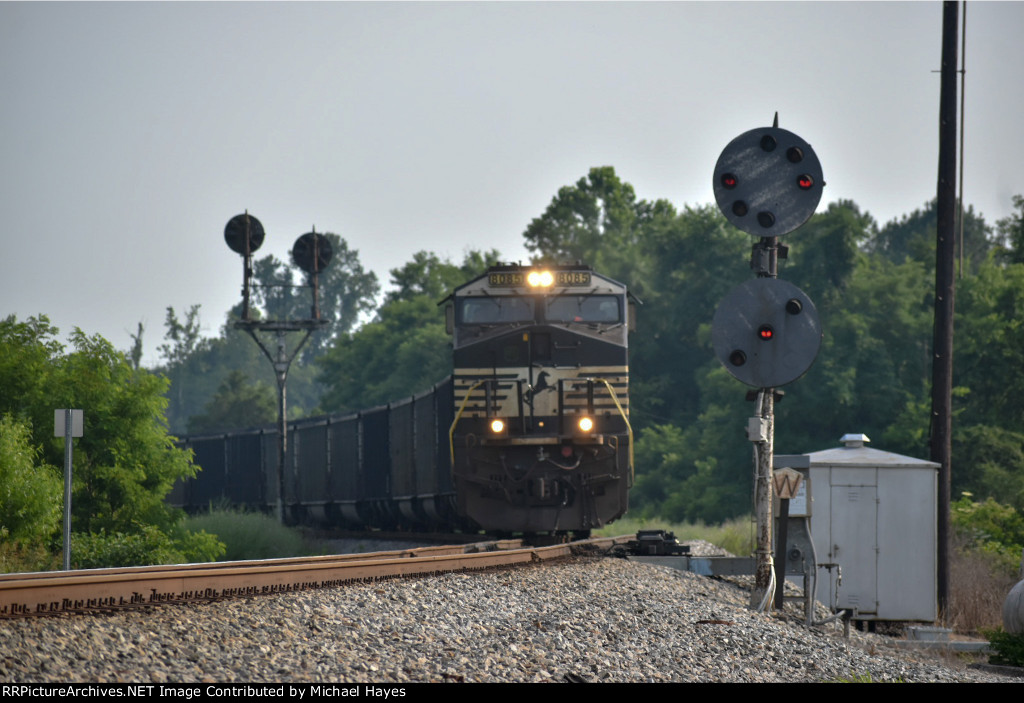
713, 126, 824, 237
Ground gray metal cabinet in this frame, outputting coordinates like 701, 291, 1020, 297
779, 434, 938, 622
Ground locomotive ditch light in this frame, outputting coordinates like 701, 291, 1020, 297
577, 416, 595, 433
527, 270, 554, 288
489, 418, 506, 434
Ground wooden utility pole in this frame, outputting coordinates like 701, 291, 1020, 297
933, 0, 959, 620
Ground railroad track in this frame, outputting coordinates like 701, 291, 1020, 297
0, 536, 629, 619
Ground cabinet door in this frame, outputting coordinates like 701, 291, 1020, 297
830, 485, 878, 615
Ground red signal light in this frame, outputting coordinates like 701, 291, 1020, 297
797, 174, 814, 190
721, 173, 738, 189
758, 325, 774, 340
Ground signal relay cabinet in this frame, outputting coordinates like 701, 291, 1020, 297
776, 434, 939, 622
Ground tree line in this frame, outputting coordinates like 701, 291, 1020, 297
3, 168, 1023, 568
155, 170, 1024, 523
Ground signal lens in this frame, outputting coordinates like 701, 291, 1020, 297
577, 416, 594, 433
758, 325, 774, 341
490, 419, 505, 433
721, 173, 738, 189
797, 174, 814, 190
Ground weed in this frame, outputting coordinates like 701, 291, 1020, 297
182, 508, 313, 561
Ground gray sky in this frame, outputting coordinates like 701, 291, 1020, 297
2, 2, 1022, 367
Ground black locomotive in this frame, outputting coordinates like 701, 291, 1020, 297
171, 263, 633, 535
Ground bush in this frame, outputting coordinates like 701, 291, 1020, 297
0, 539, 61, 574
70, 525, 224, 569
948, 494, 1024, 632
982, 628, 1024, 667
0, 415, 62, 544
182, 508, 312, 561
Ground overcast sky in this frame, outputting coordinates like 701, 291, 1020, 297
2, 2, 1022, 367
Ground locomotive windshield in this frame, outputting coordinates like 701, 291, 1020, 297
459, 297, 534, 324
545, 295, 621, 323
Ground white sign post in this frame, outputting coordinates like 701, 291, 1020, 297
54, 409, 83, 570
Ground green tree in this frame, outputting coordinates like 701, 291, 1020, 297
866, 198, 993, 274
0, 315, 223, 565
385, 249, 499, 304
186, 370, 276, 434
128, 322, 144, 371
159, 304, 204, 428
996, 195, 1024, 265
317, 250, 498, 414
522, 166, 675, 288
156, 307, 321, 434
0, 415, 61, 544
309, 233, 380, 352
627, 203, 750, 428
955, 260, 1024, 429
156, 233, 378, 433
249, 232, 380, 360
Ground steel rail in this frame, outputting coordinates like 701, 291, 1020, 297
0, 536, 628, 618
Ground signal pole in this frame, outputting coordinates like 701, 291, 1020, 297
224, 214, 333, 523
711, 121, 825, 611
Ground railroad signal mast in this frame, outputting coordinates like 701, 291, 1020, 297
711, 116, 824, 610
224, 212, 333, 523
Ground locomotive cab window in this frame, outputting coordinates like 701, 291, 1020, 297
458, 297, 534, 325
545, 295, 621, 324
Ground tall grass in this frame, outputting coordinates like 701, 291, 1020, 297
182, 508, 314, 561
947, 536, 1022, 634
597, 515, 756, 557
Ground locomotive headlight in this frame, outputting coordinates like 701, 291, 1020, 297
577, 416, 594, 433
527, 270, 554, 288
489, 418, 506, 434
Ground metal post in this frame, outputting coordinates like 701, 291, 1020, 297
774, 497, 791, 610
243, 326, 315, 524
275, 332, 289, 524
63, 409, 72, 571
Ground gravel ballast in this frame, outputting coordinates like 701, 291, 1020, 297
0, 555, 1014, 683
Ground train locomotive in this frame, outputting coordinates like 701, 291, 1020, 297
172, 263, 633, 535
447, 263, 633, 533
